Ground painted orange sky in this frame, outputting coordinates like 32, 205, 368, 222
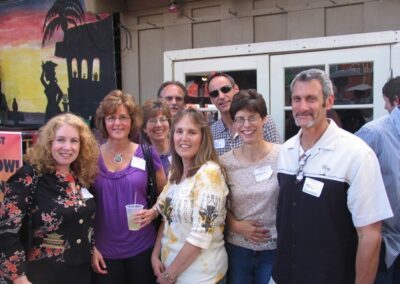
0, 1, 108, 113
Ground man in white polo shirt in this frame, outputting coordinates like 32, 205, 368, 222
271, 69, 393, 284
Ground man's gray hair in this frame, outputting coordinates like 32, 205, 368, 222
290, 69, 334, 100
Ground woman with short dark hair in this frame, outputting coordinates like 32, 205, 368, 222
221, 89, 281, 284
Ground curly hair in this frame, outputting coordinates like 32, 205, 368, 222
25, 113, 99, 187
140, 99, 171, 144
95, 90, 142, 140
169, 108, 224, 183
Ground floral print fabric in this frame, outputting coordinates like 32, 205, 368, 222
0, 164, 95, 281
157, 161, 229, 284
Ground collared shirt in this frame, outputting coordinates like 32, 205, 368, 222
355, 106, 400, 268
211, 115, 281, 156
272, 120, 393, 283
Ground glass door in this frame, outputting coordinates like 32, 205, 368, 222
270, 46, 391, 140
172, 55, 270, 122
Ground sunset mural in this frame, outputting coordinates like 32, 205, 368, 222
0, 0, 116, 128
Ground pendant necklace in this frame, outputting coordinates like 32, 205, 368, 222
113, 153, 123, 164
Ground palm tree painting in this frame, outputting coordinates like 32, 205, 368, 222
42, 0, 85, 47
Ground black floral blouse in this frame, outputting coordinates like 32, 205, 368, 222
0, 164, 95, 281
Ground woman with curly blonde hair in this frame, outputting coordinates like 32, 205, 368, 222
0, 113, 99, 284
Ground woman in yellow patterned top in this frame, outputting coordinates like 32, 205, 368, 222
137, 108, 229, 284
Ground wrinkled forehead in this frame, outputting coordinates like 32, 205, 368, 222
209, 75, 234, 88
160, 84, 185, 97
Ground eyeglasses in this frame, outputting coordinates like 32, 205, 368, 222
162, 95, 184, 103
209, 85, 232, 98
148, 116, 169, 125
233, 115, 261, 125
295, 153, 311, 184
105, 115, 131, 123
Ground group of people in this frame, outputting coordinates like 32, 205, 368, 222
0, 68, 398, 284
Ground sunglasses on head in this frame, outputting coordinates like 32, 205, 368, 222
209, 85, 232, 98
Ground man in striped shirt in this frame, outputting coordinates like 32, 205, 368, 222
356, 76, 400, 284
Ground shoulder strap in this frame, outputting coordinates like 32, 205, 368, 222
140, 144, 157, 206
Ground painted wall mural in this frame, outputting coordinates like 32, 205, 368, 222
0, 0, 119, 129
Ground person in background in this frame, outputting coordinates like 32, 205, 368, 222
0, 113, 99, 284
141, 99, 172, 176
157, 81, 187, 117
382, 77, 400, 113
138, 108, 229, 284
220, 89, 281, 284
271, 68, 393, 284
91, 90, 166, 284
355, 76, 400, 284
207, 72, 281, 156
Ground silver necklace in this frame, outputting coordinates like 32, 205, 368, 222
113, 153, 123, 164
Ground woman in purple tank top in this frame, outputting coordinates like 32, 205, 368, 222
91, 90, 167, 284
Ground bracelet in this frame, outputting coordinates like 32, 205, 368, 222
151, 206, 159, 217
163, 270, 175, 283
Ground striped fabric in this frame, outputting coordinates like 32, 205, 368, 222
355, 106, 400, 268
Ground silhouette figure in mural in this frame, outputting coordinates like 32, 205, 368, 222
0, 82, 9, 124
12, 98, 19, 126
41, 61, 63, 122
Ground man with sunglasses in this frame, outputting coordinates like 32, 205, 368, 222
207, 72, 281, 156
271, 69, 392, 284
157, 81, 187, 117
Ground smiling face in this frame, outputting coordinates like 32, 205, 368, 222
208, 75, 239, 114
51, 124, 80, 173
233, 109, 265, 145
291, 79, 333, 130
144, 112, 170, 144
104, 104, 132, 141
173, 115, 202, 167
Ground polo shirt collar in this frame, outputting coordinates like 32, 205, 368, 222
287, 119, 338, 153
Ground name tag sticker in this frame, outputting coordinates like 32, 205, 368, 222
302, 177, 324, 197
214, 139, 225, 149
81, 187, 94, 199
131, 156, 146, 171
253, 165, 273, 182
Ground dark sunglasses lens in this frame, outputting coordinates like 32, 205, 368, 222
220, 86, 232, 94
209, 90, 219, 98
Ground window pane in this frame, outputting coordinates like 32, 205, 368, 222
329, 62, 373, 105
284, 65, 325, 106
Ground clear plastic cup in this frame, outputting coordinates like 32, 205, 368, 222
125, 204, 144, 231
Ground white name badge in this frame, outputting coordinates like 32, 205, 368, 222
130, 156, 146, 171
302, 177, 324, 197
81, 187, 94, 199
253, 165, 273, 182
214, 139, 226, 149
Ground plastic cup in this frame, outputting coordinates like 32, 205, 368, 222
125, 204, 144, 231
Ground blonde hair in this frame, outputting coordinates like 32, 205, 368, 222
25, 113, 99, 187
169, 108, 223, 183
95, 90, 142, 140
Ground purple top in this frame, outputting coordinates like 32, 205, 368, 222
159, 152, 171, 177
93, 145, 162, 259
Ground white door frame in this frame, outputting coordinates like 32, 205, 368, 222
164, 30, 400, 138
